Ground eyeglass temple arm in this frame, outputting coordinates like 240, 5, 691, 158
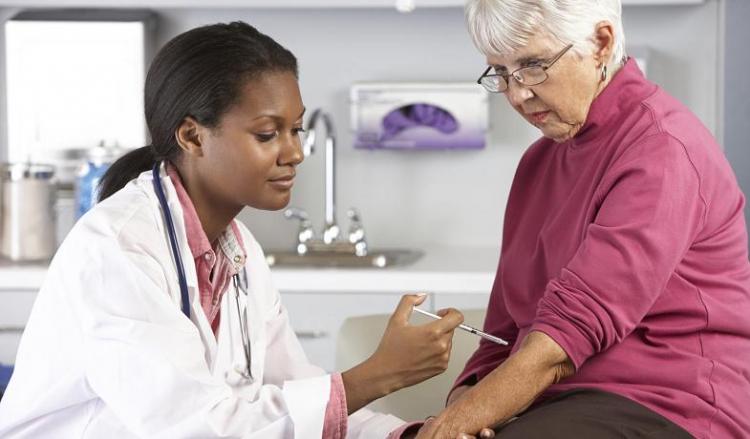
542, 43, 574, 70
477, 65, 493, 83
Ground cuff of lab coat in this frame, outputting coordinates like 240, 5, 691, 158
348, 408, 407, 438
282, 374, 331, 438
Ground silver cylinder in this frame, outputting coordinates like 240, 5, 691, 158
1, 163, 57, 261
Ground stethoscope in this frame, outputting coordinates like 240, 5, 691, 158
152, 162, 254, 382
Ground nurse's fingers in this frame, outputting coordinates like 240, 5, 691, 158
391, 293, 428, 325
429, 308, 464, 333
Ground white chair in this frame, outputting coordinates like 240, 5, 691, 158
335, 309, 487, 421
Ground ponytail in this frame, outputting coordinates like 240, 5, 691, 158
98, 146, 157, 202
97, 21, 297, 202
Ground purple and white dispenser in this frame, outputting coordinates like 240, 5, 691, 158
350, 82, 488, 150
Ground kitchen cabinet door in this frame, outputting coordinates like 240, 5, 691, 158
0, 290, 37, 364
281, 291, 435, 372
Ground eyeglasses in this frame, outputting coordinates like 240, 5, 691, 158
476, 43, 573, 93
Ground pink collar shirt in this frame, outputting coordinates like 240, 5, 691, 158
166, 163, 349, 438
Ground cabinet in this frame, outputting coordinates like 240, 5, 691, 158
0, 290, 37, 364
0, 247, 496, 368
0, 287, 490, 370
281, 292, 433, 371
282, 291, 492, 372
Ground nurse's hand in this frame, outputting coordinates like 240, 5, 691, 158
342, 294, 464, 414
375, 294, 464, 388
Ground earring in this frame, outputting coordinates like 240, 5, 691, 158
601, 64, 608, 82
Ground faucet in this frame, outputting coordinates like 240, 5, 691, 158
304, 109, 339, 244
284, 108, 368, 256
283, 208, 314, 255
347, 208, 368, 257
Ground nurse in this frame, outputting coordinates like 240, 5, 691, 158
0, 22, 463, 438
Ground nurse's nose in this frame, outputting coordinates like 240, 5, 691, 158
279, 132, 304, 167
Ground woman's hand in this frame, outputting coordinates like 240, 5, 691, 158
415, 416, 496, 439
415, 331, 574, 438
423, 385, 496, 438
342, 294, 464, 413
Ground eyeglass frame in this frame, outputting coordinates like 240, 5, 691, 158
476, 43, 574, 93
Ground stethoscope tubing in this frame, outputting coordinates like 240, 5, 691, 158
152, 162, 191, 318
152, 161, 253, 381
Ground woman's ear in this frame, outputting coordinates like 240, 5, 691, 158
175, 116, 205, 157
593, 21, 615, 67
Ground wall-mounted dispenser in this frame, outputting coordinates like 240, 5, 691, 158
350, 82, 488, 150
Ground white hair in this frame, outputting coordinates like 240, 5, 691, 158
465, 0, 626, 68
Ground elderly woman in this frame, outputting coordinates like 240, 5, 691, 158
414, 1, 750, 438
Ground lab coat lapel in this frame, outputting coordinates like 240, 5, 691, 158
214, 281, 261, 396
213, 253, 267, 394
149, 163, 219, 366
243, 254, 267, 382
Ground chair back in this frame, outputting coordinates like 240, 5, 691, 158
335, 309, 487, 420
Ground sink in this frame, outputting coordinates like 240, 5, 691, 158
265, 249, 423, 269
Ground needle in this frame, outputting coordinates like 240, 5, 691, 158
412, 307, 509, 346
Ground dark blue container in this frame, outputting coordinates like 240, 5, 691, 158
0, 363, 13, 399
75, 160, 110, 219
75, 144, 119, 219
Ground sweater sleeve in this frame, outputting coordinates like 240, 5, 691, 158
531, 133, 707, 369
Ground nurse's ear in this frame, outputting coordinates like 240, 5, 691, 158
174, 116, 206, 158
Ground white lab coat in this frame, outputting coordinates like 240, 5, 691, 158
0, 165, 405, 438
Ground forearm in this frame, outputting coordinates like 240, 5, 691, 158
341, 356, 402, 414
434, 331, 574, 434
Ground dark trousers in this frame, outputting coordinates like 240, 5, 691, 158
495, 389, 694, 438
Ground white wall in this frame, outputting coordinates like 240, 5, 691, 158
0, 1, 723, 252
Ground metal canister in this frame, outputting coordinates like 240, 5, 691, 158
0, 163, 57, 261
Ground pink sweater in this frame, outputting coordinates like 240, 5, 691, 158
455, 59, 750, 438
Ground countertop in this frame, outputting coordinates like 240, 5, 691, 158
0, 246, 499, 294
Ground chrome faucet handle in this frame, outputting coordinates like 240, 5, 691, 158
347, 208, 368, 257
346, 208, 364, 242
284, 206, 309, 222
284, 207, 315, 254
322, 223, 340, 245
